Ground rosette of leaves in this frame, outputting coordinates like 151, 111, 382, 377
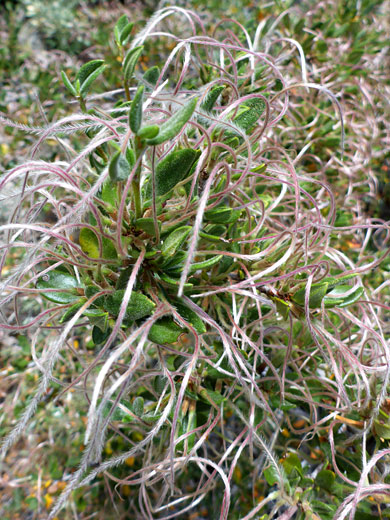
1, 5, 388, 520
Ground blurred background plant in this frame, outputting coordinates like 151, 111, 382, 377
0, 1, 390, 519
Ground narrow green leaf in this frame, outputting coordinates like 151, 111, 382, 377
76, 59, 104, 86
120, 22, 134, 46
149, 148, 201, 197
104, 290, 155, 321
175, 302, 206, 334
176, 404, 197, 452
36, 271, 80, 304
129, 85, 144, 134
59, 298, 87, 324
143, 65, 160, 86
292, 283, 329, 308
100, 179, 117, 207
148, 317, 182, 344
114, 15, 129, 46
137, 124, 160, 140
199, 388, 226, 406
200, 85, 225, 112
159, 273, 193, 289
123, 45, 144, 82
324, 285, 363, 308
160, 250, 187, 270
232, 97, 265, 132
154, 376, 168, 394
61, 70, 77, 97
186, 406, 197, 451
146, 97, 198, 146
79, 64, 106, 97
204, 206, 242, 224
109, 151, 131, 182
132, 396, 144, 417
74, 78, 81, 96
319, 273, 358, 290
161, 226, 192, 258
188, 254, 223, 274
126, 146, 135, 168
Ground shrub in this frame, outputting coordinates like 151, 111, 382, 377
1, 5, 390, 519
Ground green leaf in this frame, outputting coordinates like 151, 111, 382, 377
158, 273, 193, 289
199, 388, 226, 406
146, 97, 198, 146
148, 317, 182, 344
282, 453, 303, 477
319, 273, 358, 290
85, 285, 105, 307
36, 271, 80, 304
114, 15, 129, 46
79, 228, 100, 258
374, 419, 390, 439
26, 497, 39, 511
85, 309, 109, 331
154, 375, 168, 393
200, 85, 225, 112
79, 65, 106, 98
132, 396, 144, 417
232, 97, 265, 132
17, 335, 30, 355
176, 404, 197, 452
204, 206, 242, 224
92, 325, 111, 345
316, 469, 336, 492
135, 217, 161, 237
264, 465, 280, 486
137, 124, 160, 140
335, 210, 353, 227
109, 151, 132, 182
76, 60, 105, 86
129, 85, 144, 134
100, 179, 117, 207
143, 66, 160, 86
119, 22, 134, 46
161, 226, 192, 258
126, 146, 135, 168
324, 285, 363, 308
175, 302, 206, 334
274, 297, 292, 320
89, 154, 106, 174
79, 228, 117, 260
149, 148, 201, 197
61, 70, 77, 97
337, 286, 364, 307
292, 282, 329, 308
104, 290, 155, 321
59, 298, 87, 324
123, 45, 144, 82
188, 254, 223, 274
186, 406, 197, 451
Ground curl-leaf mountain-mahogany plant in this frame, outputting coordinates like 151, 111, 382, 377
1, 6, 390, 519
